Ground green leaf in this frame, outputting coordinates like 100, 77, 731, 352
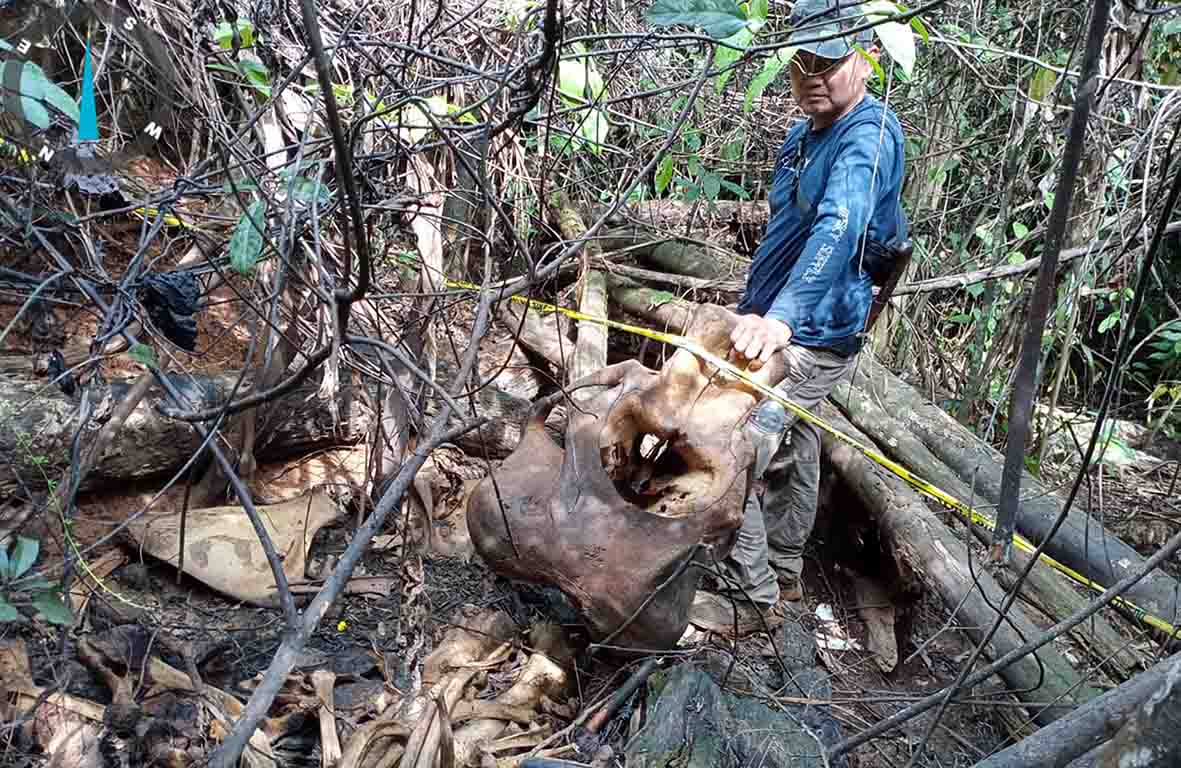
229, 200, 267, 275
213, 19, 256, 49
966, 282, 985, 298
748, 0, 768, 23
714, 27, 753, 93
908, 14, 930, 43
127, 343, 156, 368
239, 59, 272, 98
861, 1, 916, 76
1098, 312, 1120, 334
655, 153, 676, 195
744, 47, 795, 113
646, 0, 750, 40
702, 171, 721, 200
9, 537, 38, 580
719, 179, 750, 199
948, 313, 972, 324
32, 592, 72, 626
1008, 251, 1026, 264
25, 64, 80, 125
0, 595, 18, 622
1029, 66, 1057, 102
854, 43, 886, 83
576, 108, 611, 153
1012, 221, 1029, 239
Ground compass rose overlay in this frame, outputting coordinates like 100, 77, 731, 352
0, 0, 180, 174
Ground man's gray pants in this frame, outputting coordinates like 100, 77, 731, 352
721, 344, 856, 607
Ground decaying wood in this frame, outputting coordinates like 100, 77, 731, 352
313, 670, 342, 768
817, 402, 1100, 724
975, 652, 1181, 768
829, 378, 1142, 679
845, 353, 1181, 622
0, 367, 370, 498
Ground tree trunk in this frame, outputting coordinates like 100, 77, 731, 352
829, 378, 1141, 679
816, 402, 1099, 724
0, 368, 371, 498
974, 653, 1181, 768
847, 352, 1181, 620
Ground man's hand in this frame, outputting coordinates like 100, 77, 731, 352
730, 314, 793, 366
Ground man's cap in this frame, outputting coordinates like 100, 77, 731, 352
786, 0, 875, 60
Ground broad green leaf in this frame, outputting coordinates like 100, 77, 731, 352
748, 0, 768, 23
948, 313, 972, 324
973, 224, 993, 245
127, 343, 156, 368
861, 1, 916, 76
1029, 66, 1056, 102
229, 199, 266, 275
744, 47, 796, 113
714, 27, 753, 93
239, 59, 272, 98
23, 64, 80, 125
1098, 312, 1120, 334
558, 43, 605, 102
9, 537, 37, 580
966, 282, 985, 298
647, 290, 680, 308
0, 596, 17, 622
213, 19, 256, 49
702, 170, 721, 200
655, 153, 676, 195
1007, 251, 1025, 265
576, 108, 611, 154
32, 592, 72, 625
719, 179, 750, 199
1012, 221, 1029, 239
646, 0, 749, 40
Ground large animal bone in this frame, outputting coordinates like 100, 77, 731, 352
466, 304, 788, 650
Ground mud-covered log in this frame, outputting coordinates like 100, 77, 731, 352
0, 368, 370, 497
847, 353, 1181, 620
975, 652, 1181, 768
816, 402, 1099, 724
829, 379, 1141, 679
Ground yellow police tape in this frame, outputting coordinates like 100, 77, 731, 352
447, 277, 1181, 640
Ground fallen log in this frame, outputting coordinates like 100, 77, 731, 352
595, 225, 744, 280
0, 367, 370, 498
974, 652, 1181, 768
606, 276, 695, 332
817, 402, 1100, 724
1093, 653, 1181, 768
848, 352, 1181, 621
829, 378, 1141, 679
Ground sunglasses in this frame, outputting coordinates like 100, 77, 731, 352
791, 51, 853, 78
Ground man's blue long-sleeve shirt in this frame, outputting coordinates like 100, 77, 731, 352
737, 94, 907, 357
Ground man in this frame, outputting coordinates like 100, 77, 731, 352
691, 0, 909, 634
